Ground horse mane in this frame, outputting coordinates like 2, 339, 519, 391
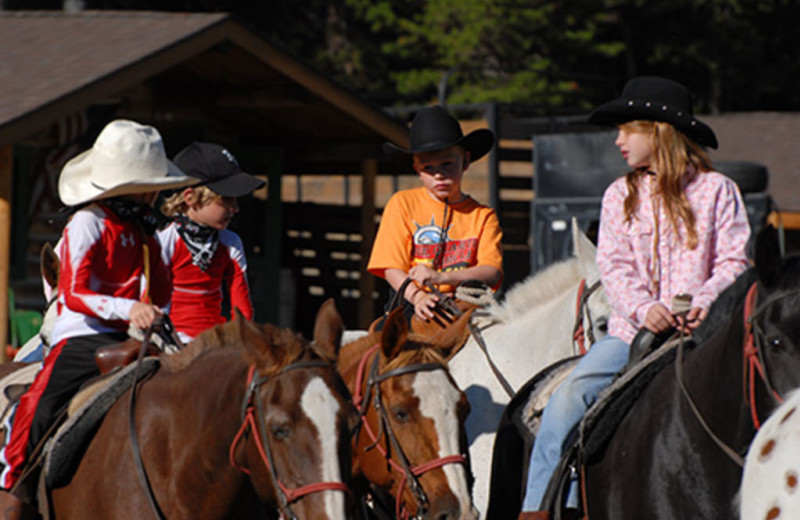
490, 257, 582, 321
692, 267, 757, 345
160, 319, 305, 375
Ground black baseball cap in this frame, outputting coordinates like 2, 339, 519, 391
172, 142, 265, 197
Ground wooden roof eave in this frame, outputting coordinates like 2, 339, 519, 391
0, 16, 410, 151
226, 23, 409, 150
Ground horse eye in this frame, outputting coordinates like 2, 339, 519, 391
768, 336, 783, 349
391, 407, 409, 423
270, 424, 290, 440
596, 319, 608, 333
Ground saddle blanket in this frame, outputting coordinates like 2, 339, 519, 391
44, 358, 160, 487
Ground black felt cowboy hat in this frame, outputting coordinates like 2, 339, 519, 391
384, 105, 495, 161
588, 76, 718, 149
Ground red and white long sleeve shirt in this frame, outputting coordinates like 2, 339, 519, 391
51, 203, 172, 345
157, 223, 254, 341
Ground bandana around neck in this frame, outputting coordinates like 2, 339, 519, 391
103, 197, 158, 235
175, 215, 219, 271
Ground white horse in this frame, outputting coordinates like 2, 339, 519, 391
739, 389, 800, 519
447, 222, 611, 518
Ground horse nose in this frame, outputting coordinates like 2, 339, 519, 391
425, 493, 467, 520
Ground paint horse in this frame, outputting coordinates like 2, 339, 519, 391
447, 222, 610, 517
339, 306, 477, 519
46, 300, 358, 520
740, 388, 800, 520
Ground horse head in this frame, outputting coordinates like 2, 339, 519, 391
571, 218, 610, 347
748, 225, 800, 406
343, 307, 477, 520
231, 303, 357, 520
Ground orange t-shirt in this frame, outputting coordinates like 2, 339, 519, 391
367, 187, 503, 293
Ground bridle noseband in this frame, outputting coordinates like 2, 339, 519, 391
230, 361, 350, 520
352, 344, 467, 520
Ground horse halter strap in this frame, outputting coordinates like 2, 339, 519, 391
229, 362, 350, 520
743, 283, 790, 429
352, 344, 467, 520
572, 278, 602, 355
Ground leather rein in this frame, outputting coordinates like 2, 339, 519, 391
352, 343, 467, 520
229, 361, 350, 520
675, 282, 797, 467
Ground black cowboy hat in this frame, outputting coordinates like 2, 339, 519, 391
588, 76, 718, 149
384, 105, 495, 161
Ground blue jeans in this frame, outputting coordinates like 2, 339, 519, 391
521, 335, 630, 511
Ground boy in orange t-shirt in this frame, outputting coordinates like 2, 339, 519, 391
368, 106, 503, 321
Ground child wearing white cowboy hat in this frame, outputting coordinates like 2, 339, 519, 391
518, 76, 750, 520
158, 142, 265, 342
368, 105, 504, 322
0, 119, 197, 516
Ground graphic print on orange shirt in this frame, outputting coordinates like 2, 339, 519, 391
411, 217, 477, 272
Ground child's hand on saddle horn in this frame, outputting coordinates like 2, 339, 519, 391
130, 302, 164, 330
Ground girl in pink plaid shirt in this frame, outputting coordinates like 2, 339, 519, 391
520, 77, 751, 519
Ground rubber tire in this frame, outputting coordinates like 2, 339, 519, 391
714, 160, 769, 194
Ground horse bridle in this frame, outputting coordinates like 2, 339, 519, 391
675, 282, 800, 467
352, 344, 467, 520
572, 278, 602, 355
230, 361, 350, 520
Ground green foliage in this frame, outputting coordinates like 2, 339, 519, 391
23, 0, 800, 111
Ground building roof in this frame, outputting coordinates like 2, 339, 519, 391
0, 10, 409, 158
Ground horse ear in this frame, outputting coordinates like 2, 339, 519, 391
40, 242, 60, 291
381, 308, 408, 359
312, 298, 344, 362
232, 308, 287, 367
754, 224, 781, 288
572, 221, 598, 280
440, 307, 476, 362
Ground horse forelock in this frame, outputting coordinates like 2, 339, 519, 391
492, 258, 582, 321
382, 341, 447, 374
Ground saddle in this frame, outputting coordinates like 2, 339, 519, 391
536, 335, 694, 516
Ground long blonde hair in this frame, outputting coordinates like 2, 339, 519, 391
622, 120, 713, 249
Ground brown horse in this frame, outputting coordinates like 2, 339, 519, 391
46, 300, 358, 520
338, 307, 478, 520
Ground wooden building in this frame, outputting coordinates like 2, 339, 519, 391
0, 10, 411, 349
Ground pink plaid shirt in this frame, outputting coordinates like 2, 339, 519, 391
597, 171, 751, 343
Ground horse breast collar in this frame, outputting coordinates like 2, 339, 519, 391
230, 361, 350, 520
352, 343, 467, 520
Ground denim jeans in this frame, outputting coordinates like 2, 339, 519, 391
521, 335, 630, 511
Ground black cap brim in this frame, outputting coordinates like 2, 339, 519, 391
204, 172, 266, 197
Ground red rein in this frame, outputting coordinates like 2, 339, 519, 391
229, 365, 349, 505
573, 278, 589, 355
352, 344, 467, 520
743, 283, 784, 429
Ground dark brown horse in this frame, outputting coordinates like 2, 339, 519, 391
338, 307, 478, 520
47, 300, 358, 520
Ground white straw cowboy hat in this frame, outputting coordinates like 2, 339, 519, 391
58, 119, 198, 206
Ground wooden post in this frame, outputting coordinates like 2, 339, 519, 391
0, 146, 12, 359
358, 158, 377, 328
